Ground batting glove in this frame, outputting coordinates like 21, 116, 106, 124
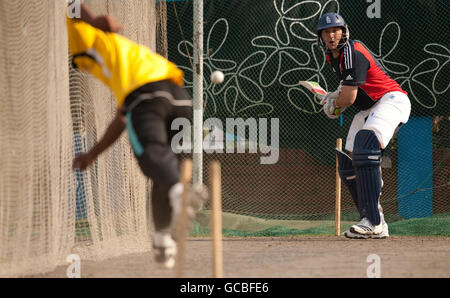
321, 90, 340, 119
321, 85, 346, 119
323, 96, 340, 119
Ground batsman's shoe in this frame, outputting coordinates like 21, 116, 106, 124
370, 221, 389, 239
371, 210, 389, 239
350, 217, 383, 235
343, 229, 369, 239
344, 210, 389, 239
153, 232, 177, 269
344, 223, 388, 239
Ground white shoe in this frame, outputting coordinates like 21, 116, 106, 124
370, 221, 389, 239
350, 217, 383, 235
170, 183, 208, 240
344, 223, 389, 239
371, 210, 389, 239
345, 208, 389, 239
343, 229, 370, 239
153, 232, 177, 269
189, 183, 208, 212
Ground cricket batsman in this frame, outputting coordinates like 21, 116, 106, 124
317, 13, 411, 238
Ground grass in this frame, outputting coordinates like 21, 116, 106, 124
191, 211, 450, 237
73, 211, 450, 238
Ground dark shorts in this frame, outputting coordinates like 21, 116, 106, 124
123, 80, 192, 185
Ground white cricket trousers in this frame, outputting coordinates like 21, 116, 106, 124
345, 91, 411, 152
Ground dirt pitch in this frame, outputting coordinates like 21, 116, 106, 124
35, 236, 450, 278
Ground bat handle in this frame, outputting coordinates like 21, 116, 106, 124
318, 94, 326, 104
334, 108, 341, 115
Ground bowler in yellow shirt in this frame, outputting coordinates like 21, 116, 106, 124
69, 3, 202, 269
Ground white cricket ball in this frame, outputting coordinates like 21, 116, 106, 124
210, 70, 224, 84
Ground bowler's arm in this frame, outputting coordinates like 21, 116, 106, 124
79, 3, 123, 33
79, 3, 95, 24
73, 110, 126, 170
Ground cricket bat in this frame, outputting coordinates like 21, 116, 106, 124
299, 81, 328, 100
335, 147, 351, 160
299, 80, 342, 116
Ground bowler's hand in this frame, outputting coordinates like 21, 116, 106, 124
73, 152, 95, 171
92, 15, 124, 33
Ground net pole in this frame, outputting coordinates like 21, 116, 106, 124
335, 138, 342, 236
192, 0, 204, 185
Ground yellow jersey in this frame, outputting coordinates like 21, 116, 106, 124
66, 18, 184, 107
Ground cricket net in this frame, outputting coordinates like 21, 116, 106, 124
0, 0, 156, 277
0, 0, 75, 277
163, 0, 450, 236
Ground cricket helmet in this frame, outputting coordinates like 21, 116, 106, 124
317, 12, 349, 50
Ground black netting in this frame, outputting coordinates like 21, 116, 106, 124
164, 0, 449, 235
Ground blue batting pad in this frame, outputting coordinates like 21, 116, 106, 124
353, 130, 382, 225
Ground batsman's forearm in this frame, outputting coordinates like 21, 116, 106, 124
335, 86, 358, 108
89, 115, 126, 158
